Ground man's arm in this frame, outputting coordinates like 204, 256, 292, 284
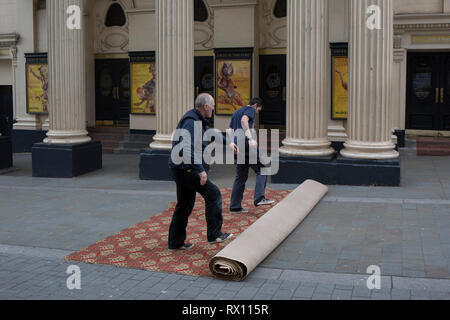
241, 116, 257, 147
225, 128, 239, 154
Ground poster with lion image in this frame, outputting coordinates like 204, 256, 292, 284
216, 60, 251, 115
131, 62, 156, 115
26, 64, 49, 114
332, 56, 349, 120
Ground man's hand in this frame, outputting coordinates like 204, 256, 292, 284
199, 171, 208, 186
248, 138, 258, 148
229, 143, 239, 155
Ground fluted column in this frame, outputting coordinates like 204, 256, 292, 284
150, 0, 194, 151
280, 0, 334, 157
44, 0, 91, 145
341, 0, 398, 160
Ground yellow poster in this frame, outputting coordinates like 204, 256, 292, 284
27, 64, 48, 114
216, 60, 251, 115
332, 56, 348, 120
131, 62, 156, 114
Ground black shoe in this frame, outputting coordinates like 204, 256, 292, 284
209, 233, 233, 244
168, 243, 195, 251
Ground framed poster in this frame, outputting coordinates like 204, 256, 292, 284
129, 52, 156, 115
214, 48, 253, 115
331, 43, 348, 120
25, 53, 48, 114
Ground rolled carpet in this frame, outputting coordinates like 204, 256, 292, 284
209, 180, 328, 281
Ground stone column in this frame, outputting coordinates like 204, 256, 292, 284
44, 0, 91, 145
280, 0, 334, 157
32, 0, 101, 178
340, 0, 399, 160
150, 0, 194, 151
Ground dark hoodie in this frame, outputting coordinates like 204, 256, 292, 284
168, 109, 229, 173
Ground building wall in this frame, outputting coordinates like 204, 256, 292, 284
0, 0, 16, 34
394, 0, 449, 14
0, 60, 12, 85
2, 0, 450, 138
127, 0, 157, 131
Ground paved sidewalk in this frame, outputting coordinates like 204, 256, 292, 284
0, 151, 449, 300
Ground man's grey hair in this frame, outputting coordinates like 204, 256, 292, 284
195, 93, 213, 110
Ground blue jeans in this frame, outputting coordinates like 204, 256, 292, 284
230, 158, 267, 210
168, 168, 224, 249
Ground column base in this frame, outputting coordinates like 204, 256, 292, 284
272, 155, 401, 186
0, 136, 13, 169
12, 129, 48, 153
280, 137, 335, 157
32, 141, 102, 178
340, 140, 399, 160
149, 133, 172, 151
139, 149, 172, 181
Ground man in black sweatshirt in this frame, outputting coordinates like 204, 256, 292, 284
168, 93, 238, 251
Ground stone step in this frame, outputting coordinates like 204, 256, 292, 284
102, 147, 115, 154
118, 141, 151, 149
123, 133, 154, 142
88, 127, 129, 134
113, 148, 144, 155
417, 149, 450, 156
90, 134, 126, 141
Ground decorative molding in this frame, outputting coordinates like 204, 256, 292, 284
0, 33, 20, 62
125, 8, 155, 14
394, 34, 402, 49
394, 23, 450, 33
259, 48, 286, 55
94, 0, 134, 54
260, 0, 286, 49
208, 0, 257, 8
0, 33, 20, 48
194, 49, 214, 56
94, 53, 130, 59
195, 0, 214, 50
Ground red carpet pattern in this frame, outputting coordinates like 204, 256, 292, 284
64, 188, 290, 278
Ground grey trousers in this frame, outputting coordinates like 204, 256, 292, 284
230, 161, 267, 210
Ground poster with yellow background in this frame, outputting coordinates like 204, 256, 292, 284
216, 60, 251, 115
27, 64, 48, 114
332, 56, 348, 120
131, 62, 156, 115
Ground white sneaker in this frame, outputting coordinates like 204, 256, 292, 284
256, 198, 275, 206
209, 233, 233, 244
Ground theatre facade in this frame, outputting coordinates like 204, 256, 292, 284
0, 0, 450, 184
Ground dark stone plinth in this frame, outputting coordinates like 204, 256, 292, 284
140, 149, 172, 181
395, 130, 406, 149
0, 136, 13, 169
32, 141, 102, 178
272, 154, 401, 186
13, 129, 48, 153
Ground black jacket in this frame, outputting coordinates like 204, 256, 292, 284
168, 109, 229, 173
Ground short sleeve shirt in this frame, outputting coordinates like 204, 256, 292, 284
229, 106, 256, 131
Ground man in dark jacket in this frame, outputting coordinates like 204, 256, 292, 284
168, 93, 238, 251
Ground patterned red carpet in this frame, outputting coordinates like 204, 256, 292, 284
64, 188, 290, 278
